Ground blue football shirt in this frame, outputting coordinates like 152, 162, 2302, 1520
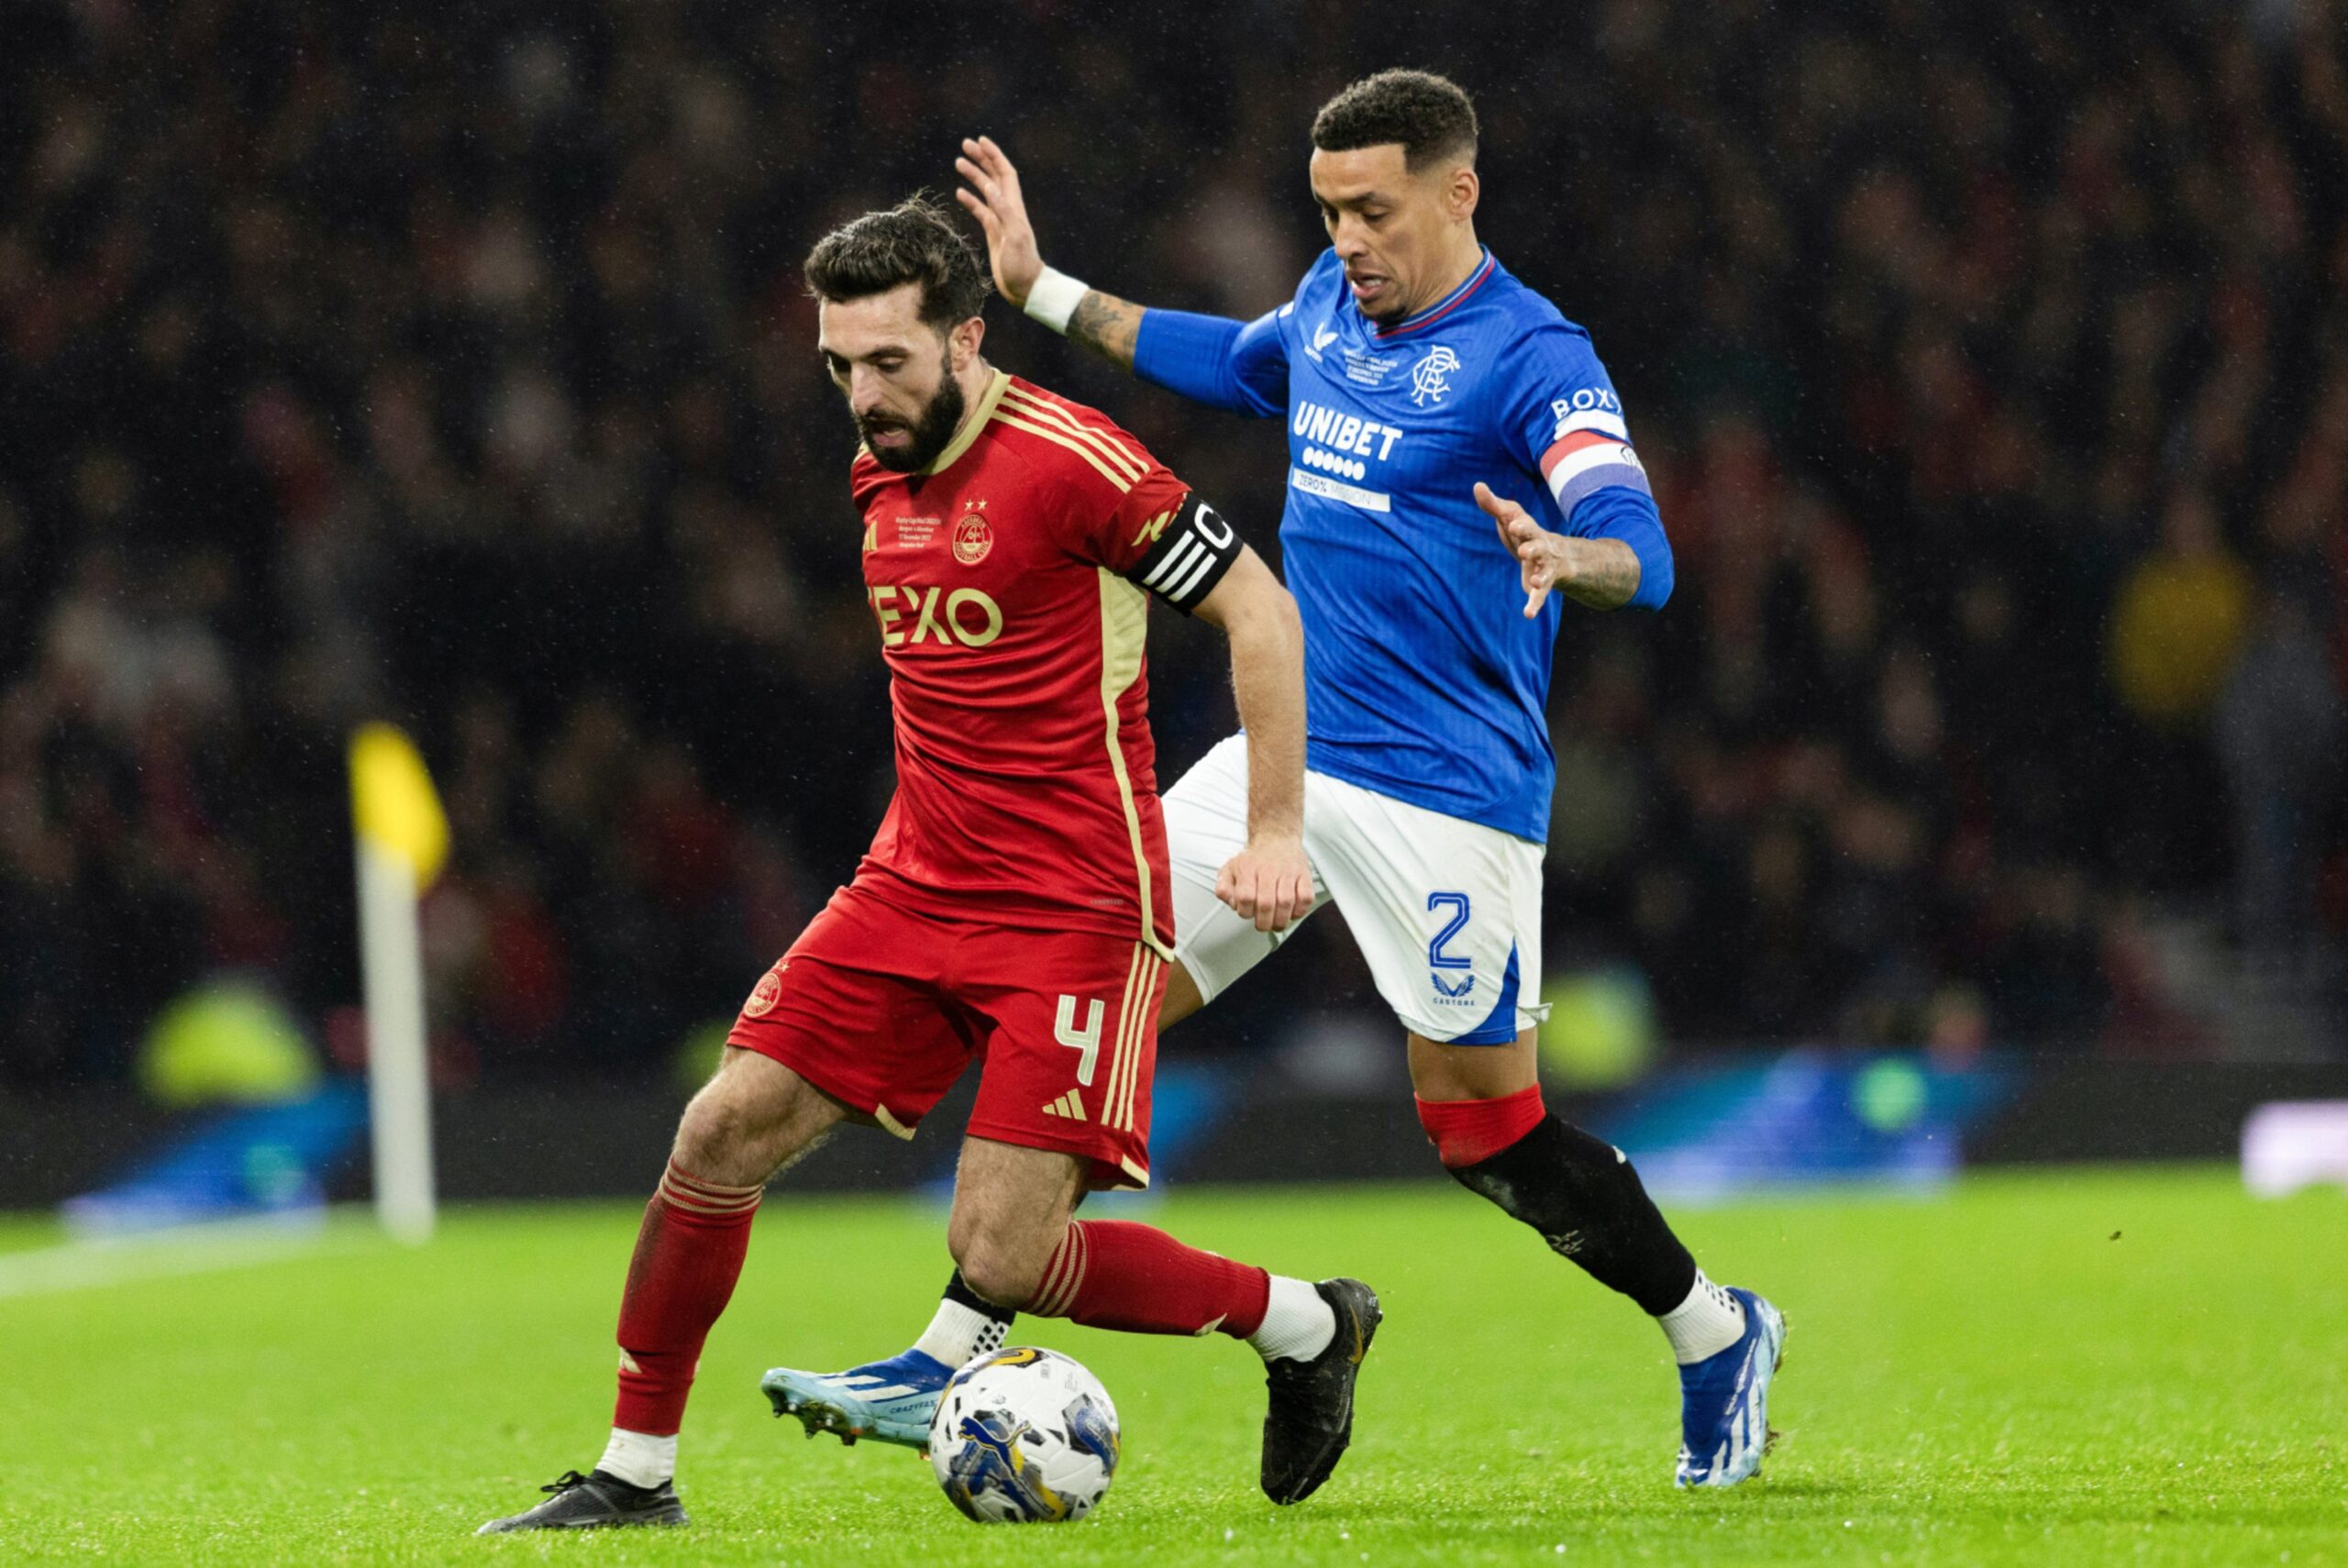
1134, 247, 1669, 843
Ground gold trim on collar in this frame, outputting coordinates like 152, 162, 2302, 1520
920, 368, 1011, 477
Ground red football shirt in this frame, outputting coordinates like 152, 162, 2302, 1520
847, 370, 1244, 954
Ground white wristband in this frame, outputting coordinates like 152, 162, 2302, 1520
1023, 265, 1089, 334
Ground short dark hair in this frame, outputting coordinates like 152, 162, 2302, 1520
1311, 70, 1479, 172
803, 193, 989, 332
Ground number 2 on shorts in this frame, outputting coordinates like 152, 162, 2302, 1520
1426, 891, 1472, 971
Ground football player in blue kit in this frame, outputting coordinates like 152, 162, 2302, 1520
764, 70, 1785, 1491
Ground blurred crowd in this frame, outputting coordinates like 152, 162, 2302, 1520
4, 0, 2345, 1090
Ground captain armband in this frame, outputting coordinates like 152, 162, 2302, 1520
1123, 491, 1244, 614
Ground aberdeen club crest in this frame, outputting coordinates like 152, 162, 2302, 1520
954, 506, 994, 565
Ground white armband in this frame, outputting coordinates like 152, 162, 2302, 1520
1023, 265, 1090, 334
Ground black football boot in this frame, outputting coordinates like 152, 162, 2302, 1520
1259, 1277, 1382, 1505
475, 1469, 687, 1533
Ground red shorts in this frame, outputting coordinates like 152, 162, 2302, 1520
725, 879, 1168, 1190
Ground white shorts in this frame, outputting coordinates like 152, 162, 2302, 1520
1165, 734, 1548, 1044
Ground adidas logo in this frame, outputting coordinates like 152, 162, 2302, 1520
1040, 1090, 1087, 1122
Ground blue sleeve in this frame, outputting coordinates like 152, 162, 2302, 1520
1506, 327, 1636, 475
1133, 307, 1289, 418
1567, 487, 1674, 611
1499, 324, 1668, 610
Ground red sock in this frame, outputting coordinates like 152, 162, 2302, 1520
612, 1161, 763, 1436
1415, 1084, 1548, 1167
1024, 1220, 1270, 1340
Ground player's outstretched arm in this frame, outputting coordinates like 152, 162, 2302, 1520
956, 136, 1146, 370
1475, 482, 1644, 614
957, 137, 1284, 415
1191, 547, 1312, 933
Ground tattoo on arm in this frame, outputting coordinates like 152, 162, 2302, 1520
1068, 291, 1145, 370
1562, 538, 1642, 611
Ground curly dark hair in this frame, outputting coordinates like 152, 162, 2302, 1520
1311, 70, 1479, 172
803, 192, 990, 331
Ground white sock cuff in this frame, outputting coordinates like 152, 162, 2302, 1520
1248, 1275, 1336, 1364
914, 1297, 1009, 1369
1656, 1269, 1746, 1364
1024, 265, 1089, 333
597, 1428, 677, 1489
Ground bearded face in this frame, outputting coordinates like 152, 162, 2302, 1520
818, 282, 982, 475
853, 359, 967, 474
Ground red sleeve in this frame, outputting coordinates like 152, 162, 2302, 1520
1020, 414, 1189, 571
1080, 465, 1194, 575
1008, 382, 1248, 613
1063, 460, 1245, 616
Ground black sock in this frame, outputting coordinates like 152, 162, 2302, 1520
1448, 1115, 1697, 1315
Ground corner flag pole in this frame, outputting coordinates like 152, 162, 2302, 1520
349, 723, 449, 1245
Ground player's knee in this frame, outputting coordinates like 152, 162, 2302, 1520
672, 1097, 753, 1178
949, 1221, 1055, 1309
673, 1054, 799, 1178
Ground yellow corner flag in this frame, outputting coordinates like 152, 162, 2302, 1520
349, 723, 449, 890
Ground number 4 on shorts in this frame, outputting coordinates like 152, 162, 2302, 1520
1055, 995, 1104, 1086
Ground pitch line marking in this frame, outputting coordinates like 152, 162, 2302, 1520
0, 1213, 378, 1301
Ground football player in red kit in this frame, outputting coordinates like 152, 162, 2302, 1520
479, 196, 1380, 1533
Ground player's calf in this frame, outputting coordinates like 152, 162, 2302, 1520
1418, 1084, 1782, 1480
1418, 1084, 1696, 1313
480, 1054, 843, 1534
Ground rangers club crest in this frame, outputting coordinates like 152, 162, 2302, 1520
1410, 345, 1461, 406
954, 513, 994, 565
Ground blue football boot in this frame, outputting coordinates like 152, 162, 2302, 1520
761, 1348, 953, 1450
1673, 1287, 1786, 1487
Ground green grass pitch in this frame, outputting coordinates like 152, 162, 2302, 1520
2, 1166, 2342, 1564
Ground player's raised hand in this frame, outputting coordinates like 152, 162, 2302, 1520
955, 135, 1044, 307
1477, 480, 1567, 618
1216, 833, 1313, 933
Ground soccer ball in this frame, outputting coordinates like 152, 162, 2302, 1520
927, 1346, 1121, 1523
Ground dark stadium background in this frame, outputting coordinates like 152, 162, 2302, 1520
2, 0, 2343, 1196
